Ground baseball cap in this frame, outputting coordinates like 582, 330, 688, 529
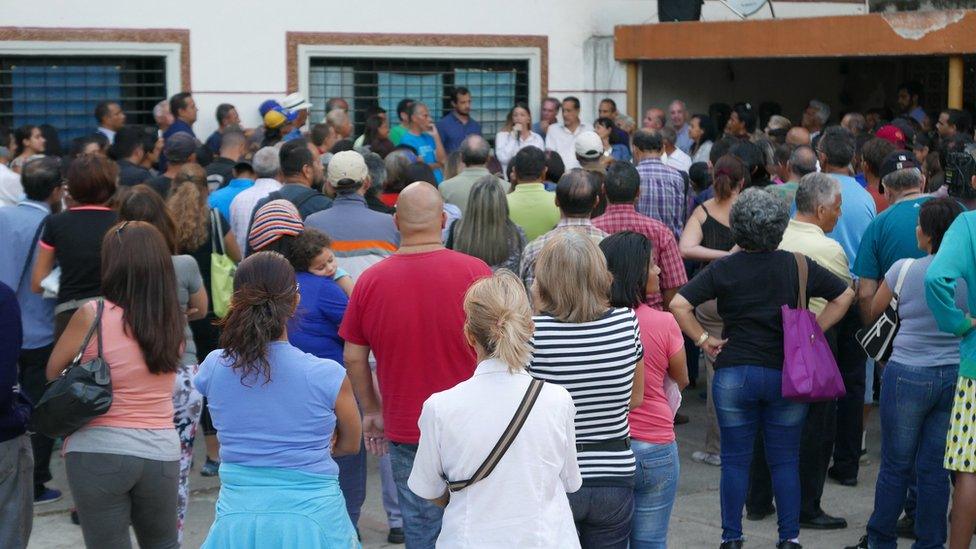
879, 150, 919, 181
327, 150, 368, 188
891, 117, 917, 148
574, 131, 604, 160
248, 199, 304, 252
281, 93, 312, 112
164, 133, 200, 163
263, 107, 298, 130
875, 125, 907, 149
258, 100, 281, 116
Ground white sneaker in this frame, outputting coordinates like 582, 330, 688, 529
692, 451, 721, 466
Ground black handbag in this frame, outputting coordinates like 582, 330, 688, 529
32, 300, 113, 438
856, 258, 914, 363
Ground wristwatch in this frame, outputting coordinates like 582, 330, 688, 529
695, 332, 709, 347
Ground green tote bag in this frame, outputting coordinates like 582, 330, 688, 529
210, 209, 236, 318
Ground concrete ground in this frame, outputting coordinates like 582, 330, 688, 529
26, 384, 968, 549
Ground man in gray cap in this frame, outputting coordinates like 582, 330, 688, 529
306, 150, 399, 279
148, 132, 199, 196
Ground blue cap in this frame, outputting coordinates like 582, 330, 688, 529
259, 100, 281, 116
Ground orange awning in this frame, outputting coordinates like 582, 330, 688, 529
615, 10, 976, 61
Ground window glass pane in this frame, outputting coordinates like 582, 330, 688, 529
308, 65, 355, 124
377, 72, 443, 118
454, 68, 516, 137
0, 56, 167, 146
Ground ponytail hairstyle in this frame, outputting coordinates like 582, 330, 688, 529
462, 270, 534, 372
712, 154, 747, 201
100, 221, 183, 375
166, 163, 210, 252
218, 251, 298, 384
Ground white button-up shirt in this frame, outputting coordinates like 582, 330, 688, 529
228, 177, 281, 251
409, 358, 582, 549
545, 122, 591, 171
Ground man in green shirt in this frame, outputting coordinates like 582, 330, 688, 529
506, 146, 559, 242
389, 98, 414, 146
768, 144, 816, 206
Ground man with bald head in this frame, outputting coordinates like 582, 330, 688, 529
439, 134, 507, 212
340, 181, 492, 547
643, 107, 665, 130
787, 126, 812, 147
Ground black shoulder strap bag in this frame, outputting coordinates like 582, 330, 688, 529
32, 300, 113, 438
446, 378, 545, 493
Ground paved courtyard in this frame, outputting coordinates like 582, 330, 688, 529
26, 385, 963, 548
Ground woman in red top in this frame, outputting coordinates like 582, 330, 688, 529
601, 231, 689, 548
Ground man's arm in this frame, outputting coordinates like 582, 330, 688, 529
856, 277, 879, 326
343, 342, 386, 455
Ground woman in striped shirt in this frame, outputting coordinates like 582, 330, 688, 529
529, 231, 644, 549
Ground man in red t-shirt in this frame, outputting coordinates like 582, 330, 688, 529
340, 181, 490, 546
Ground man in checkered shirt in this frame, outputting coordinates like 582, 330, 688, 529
633, 129, 687, 239
593, 162, 688, 311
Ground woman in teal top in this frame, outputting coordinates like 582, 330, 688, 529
194, 251, 362, 549
925, 206, 976, 549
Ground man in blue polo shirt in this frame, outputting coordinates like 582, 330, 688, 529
0, 157, 63, 505
435, 86, 481, 154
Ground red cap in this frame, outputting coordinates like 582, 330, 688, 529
875, 125, 906, 149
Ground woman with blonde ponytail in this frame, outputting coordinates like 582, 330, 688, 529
408, 271, 582, 548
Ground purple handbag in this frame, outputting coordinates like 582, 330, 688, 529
781, 252, 846, 402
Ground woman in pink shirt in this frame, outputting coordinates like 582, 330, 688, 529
47, 221, 185, 548
601, 231, 689, 548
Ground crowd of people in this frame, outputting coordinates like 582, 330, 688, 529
0, 80, 975, 549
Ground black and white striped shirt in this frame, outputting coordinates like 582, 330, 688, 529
529, 307, 644, 485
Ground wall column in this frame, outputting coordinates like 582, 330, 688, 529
627, 62, 639, 118
948, 55, 964, 109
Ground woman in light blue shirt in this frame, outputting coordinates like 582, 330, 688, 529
194, 251, 362, 549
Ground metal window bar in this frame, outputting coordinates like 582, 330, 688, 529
309, 57, 530, 144
0, 56, 167, 144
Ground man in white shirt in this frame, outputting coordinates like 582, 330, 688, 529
228, 147, 281, 251
94, 101, 125, 144
0, 162, 23, 207
660, 126, 692, 173
545, 96, 591, 171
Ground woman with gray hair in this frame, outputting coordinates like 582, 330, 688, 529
669, 188, 855, 549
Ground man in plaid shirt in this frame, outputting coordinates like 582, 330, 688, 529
593, 162, 688, 310
519, 170, 607, 292
633, 129, 687, 239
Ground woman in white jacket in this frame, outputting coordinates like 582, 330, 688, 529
495, 103, 545, 179
408, 271, 581, 548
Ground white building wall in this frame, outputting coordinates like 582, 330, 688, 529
1, 0, 866, 137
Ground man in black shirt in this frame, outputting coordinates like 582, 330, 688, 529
206, 130, 246, 190
111, 126, 153, 187
148, 133, 198, 196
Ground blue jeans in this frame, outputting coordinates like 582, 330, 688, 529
712, 365, 807, 542
335, 442, 366, 526
389, 442, 443, 548
866, 360, 957, 549
630, 440, 679, 548
567, 485, 634, 549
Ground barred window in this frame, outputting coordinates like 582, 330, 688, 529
0, 55, 167, 144
308, 58, 530, 143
